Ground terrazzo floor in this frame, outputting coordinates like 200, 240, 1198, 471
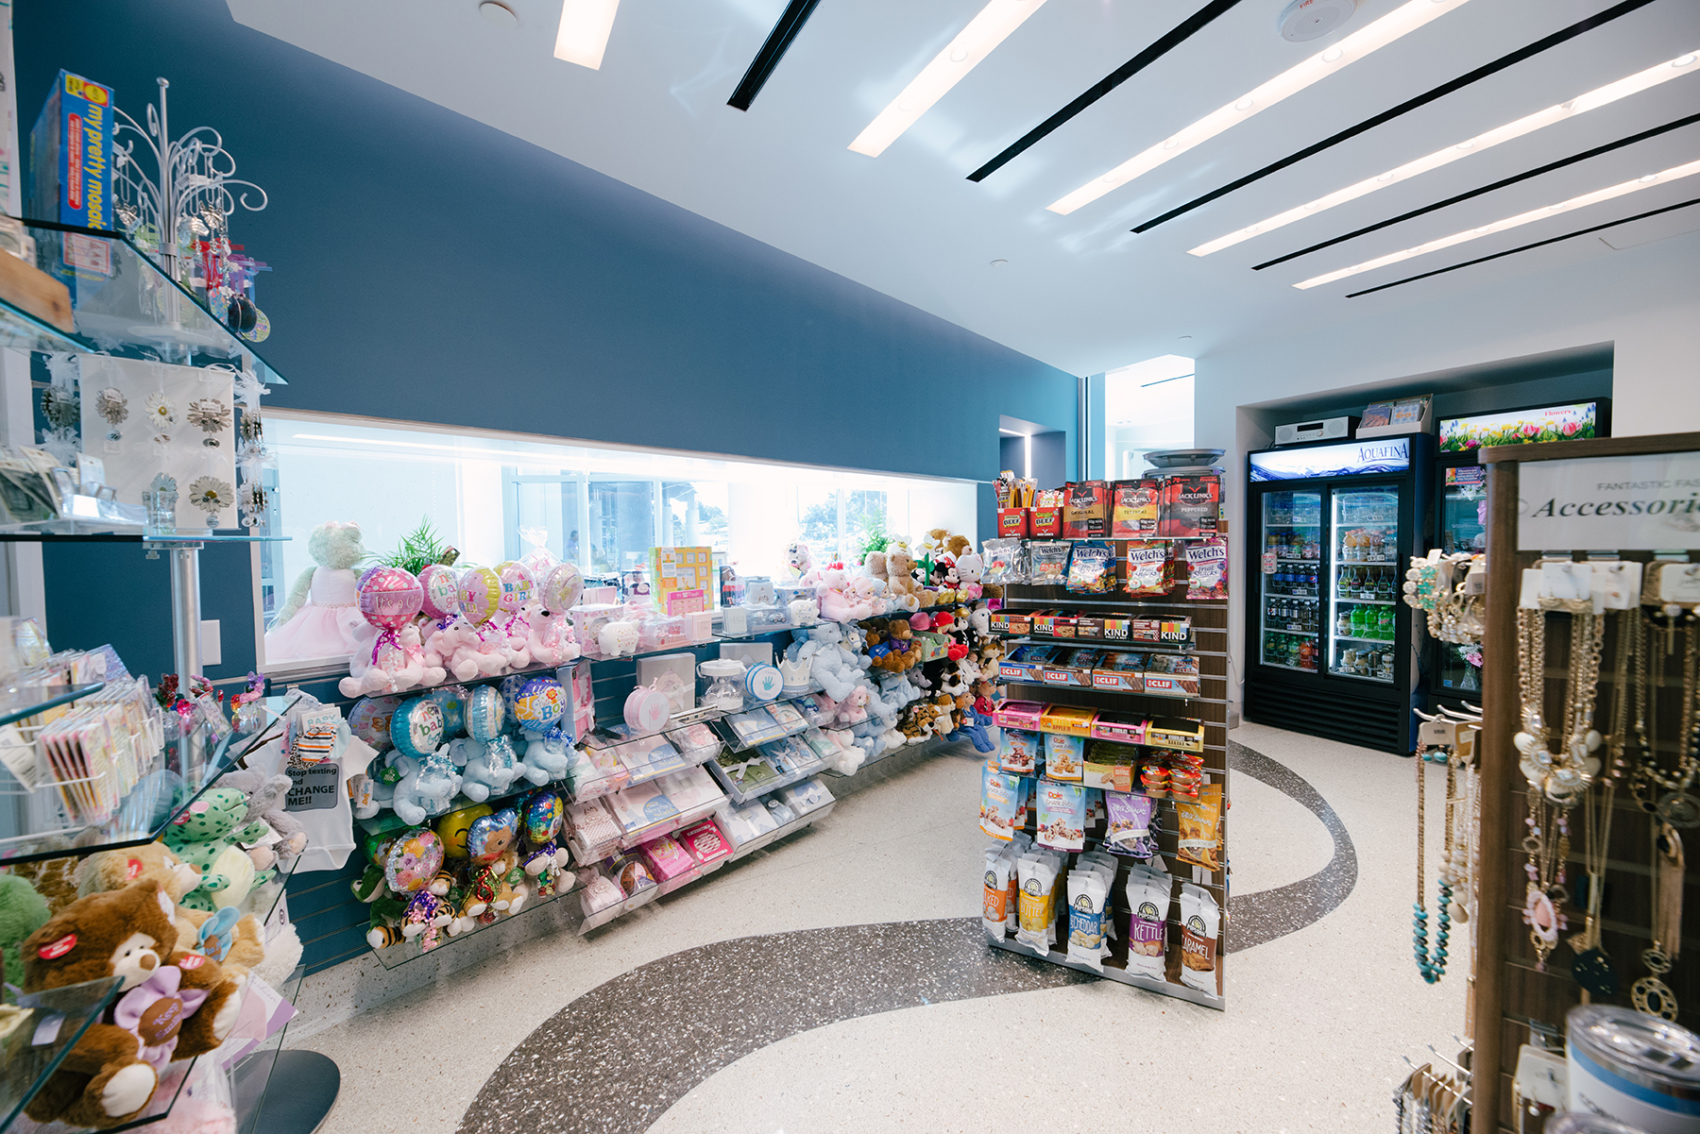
290, 722, 1468, 1134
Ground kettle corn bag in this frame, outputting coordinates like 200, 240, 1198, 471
1124, 865, 1173, 980
1179, 882, 1222, 994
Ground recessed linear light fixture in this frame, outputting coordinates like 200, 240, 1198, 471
1046, 0, 1472, 216
1292, 156, 1700, 289
849, 0, 1052, 158
555, 0, 620, 70
1189, 49, 1700, 256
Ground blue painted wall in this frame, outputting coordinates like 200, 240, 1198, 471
17, 0, 1076, 679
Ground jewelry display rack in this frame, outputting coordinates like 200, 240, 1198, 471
987, 539, 1231, 1009
1474, 432, 1700, 1131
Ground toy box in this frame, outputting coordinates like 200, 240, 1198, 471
556, 661, 597, 744
1039, 704, 1097, 737
993, 700, 1045, 731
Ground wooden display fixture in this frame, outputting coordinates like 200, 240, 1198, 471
989, 541, 1230, 1009
1474, 432, 1700, 1131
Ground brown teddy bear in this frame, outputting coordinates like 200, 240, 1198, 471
882, 544, 923, 612
22, 880, 243, 1127
75, 844, 267, 982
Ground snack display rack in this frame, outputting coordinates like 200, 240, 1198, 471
984, 539, 1231, 1010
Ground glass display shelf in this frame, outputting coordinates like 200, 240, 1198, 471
0, 976, 125, 1130
228, 964, 308, 1134
577, 802, 834, 935
7, 219, 287, 382
0, 692, 299, 866
705, 748, 826, 806
0, 683, 105, 728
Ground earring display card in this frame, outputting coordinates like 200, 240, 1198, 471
78, 356, 237, 528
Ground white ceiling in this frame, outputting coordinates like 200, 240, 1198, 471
227, 0, 1700, 375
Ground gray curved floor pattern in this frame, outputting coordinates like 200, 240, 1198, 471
456, 739, 1357, 1134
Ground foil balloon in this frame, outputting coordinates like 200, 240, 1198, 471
457, 567, 502, 628
436, 802, 492, 859
513, 677, 565, 733
384, 828, 444, 893
424, 685, 466, 738
497, 561, 536, 636
418, 563, 461, 625
349, 695, 403, 752
541, 562, 583, 614
522, 791, 564, 846
390, 698, 445, 760
465, 685, 505, 743
358, 568, 425, 666
466, 807, 520, 865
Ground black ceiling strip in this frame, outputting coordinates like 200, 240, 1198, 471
1130, 0, 1659, 233
966, 0, 1246, 182
1255, 111, 1700, 270
727, 0, 823, 111
1341, 195, 1700, 297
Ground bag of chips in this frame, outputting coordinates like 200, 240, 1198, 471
1066, 869, 1109, 972
1015, 855, 1059, 953
1065, 540, 1116, 594
1184, 537, 1229, 600
1179, 882, 1222, 994
1124, 541, 1172, 596
982, 538, 1026, 584
1175, 781, 1223, 870
1105, 791, 1157, 857
1123, 864, 1172, 980
1028, 541, 1071, 586
983, 849, 1013, 939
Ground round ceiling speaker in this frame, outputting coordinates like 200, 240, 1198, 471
1278, 0, 1360, 42
478, 1, 518, 29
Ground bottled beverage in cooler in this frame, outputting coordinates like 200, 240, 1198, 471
1336, 607, 1351, 635
1349, 605, 1366, 638
1299, 639, 1316, 670
1379, 605, 1394, 640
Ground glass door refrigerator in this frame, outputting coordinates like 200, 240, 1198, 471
1427, 399, 1609, 706
1244, 436, 1430, 754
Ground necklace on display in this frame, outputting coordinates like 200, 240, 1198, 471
1514, 608, 1576, 968
1413, 738, 1453, 984
1570, 611, 1634, 998
1630, 609, 1700, 827
1632, 822, 1685, 1021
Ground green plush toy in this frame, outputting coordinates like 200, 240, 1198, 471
162, 788, 271, 912
0, 872, 52, 991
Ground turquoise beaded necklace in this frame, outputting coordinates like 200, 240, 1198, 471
1414, 745, 1456, 984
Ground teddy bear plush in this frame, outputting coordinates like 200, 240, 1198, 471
881, 545, 923, 612
390, 748, 463, 826
265, 520, 368, 663
162, 789, 270, 912
784, 540, 814, 580
22, 881, 242, 1128
341, 622, 441, 699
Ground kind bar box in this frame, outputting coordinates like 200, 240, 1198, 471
1111, 480, 1161, 538
1158, 475, 1220, 538
1063, 482, 1109, 540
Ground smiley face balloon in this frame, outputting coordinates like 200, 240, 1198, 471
436, 802, 493, 859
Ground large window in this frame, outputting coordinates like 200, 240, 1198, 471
1104, 355, 1195, 480
255, 411, 979, 673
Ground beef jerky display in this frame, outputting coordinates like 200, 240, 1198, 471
973, 502, 1231, 1008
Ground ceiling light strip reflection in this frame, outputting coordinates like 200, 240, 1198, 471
1293, 157, 1700, 290
967, 0, 1246, 182
554, 0, 620, 69
850, 0, 1053, 158
1343, 195, 1700, 297
1191, 48, 1700, 257
1135, 0, 1659, 232
1046, 0, 1474, 215
1252, 109, 1700, 269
